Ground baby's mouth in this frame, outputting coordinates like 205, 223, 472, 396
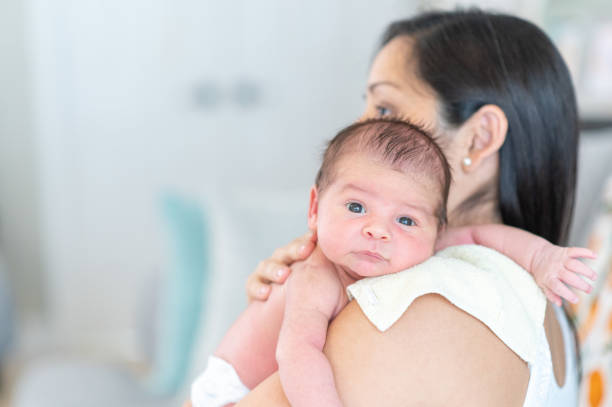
354, 250, 387, 262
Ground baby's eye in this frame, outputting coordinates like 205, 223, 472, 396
376, 105, 392, 117
397, 216, 415, 226
346, 202, 365, 214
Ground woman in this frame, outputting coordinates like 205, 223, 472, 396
238, 9, 579, 406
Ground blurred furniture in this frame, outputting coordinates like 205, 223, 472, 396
12, 360, 176, 407
12, 194, 209, 406
569, 175, 612, 407
570, 130, 612, 245
0, 254, 14, 381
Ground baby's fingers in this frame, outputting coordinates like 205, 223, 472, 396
560, 269, 592, 294
543, 287, 563, 307
565, 258, 597, 281
567, 247, 597, 260
550, 279, 579, 304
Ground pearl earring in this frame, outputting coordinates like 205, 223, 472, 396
463, 157, 472, 166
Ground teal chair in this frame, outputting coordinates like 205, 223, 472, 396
13, 193, 210, 406
146, 193, 210, 395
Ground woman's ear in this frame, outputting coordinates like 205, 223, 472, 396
307, 186, 319, 231
462, 104, 508, 172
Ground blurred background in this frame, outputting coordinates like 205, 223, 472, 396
0, 0, 611, 406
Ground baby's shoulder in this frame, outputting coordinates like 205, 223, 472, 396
285, 264, 349, 319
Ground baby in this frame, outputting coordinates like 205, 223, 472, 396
191, 118, 595, 407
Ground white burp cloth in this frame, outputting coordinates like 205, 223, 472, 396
347, 244, 546, 365
191, 355, 250, 407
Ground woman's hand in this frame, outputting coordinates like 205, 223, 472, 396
246, 231, 317, 302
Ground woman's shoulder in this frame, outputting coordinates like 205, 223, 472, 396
324, 295, 530, 406
347, 244, 546, 365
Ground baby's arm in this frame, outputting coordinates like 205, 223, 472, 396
191, 282, 287, 407
213, 282, 287, 389
276, 260, 345, 407
436, 225, 597, 306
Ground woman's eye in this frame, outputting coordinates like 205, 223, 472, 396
397, 216, 415, 226
376, 105, 392, 117
346, 202, 365, 214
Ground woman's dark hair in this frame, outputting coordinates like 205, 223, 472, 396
381, 9, 578, 245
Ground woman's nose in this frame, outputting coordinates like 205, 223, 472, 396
362, 223, 391, 241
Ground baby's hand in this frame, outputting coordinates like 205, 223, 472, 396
531, 246, 597, 306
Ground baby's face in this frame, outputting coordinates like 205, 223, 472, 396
310, 152, 440, 278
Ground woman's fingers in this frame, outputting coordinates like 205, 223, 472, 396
560, 269, 592, 293
300, 230, 317, 258
270, 231, 317, 264
246, 231, 318, 302
564, 258, 597, 280
246, 273, 271, 302
247, 259, 287, 301
256, 260, 290, 284
246, 260, 289, 302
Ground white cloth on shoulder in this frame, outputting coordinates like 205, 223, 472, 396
347, 244, 546, 364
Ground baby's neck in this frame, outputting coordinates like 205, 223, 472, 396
331, 263, 366, 290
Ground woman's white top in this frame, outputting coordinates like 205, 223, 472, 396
347, 245, 578, 407
547, 304, 579, 406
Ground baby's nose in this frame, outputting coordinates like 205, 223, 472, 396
363, 224, 391, 241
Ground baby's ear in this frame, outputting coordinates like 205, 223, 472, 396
307, 185, 319, 231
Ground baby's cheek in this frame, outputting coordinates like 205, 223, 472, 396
420, 241, 436, 261
421, 234, 438, 258
316, 228, 345, 264
399, 236, 436, 267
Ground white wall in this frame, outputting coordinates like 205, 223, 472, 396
25, 0, 417, 360
0, 0, 44, 317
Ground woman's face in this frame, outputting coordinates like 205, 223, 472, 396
361, 37, 440, 132
361, 37, 500, 224
361, 37, 462, 214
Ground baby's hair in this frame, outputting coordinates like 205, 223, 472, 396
315, 118, 452, 227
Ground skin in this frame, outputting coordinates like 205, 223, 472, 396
236, 36, 574, 406
194, 158, 595, 406
275, 153, 440, 406
245, 37, 506, 301
311, 152, 440, 279
208, 152, 441, 404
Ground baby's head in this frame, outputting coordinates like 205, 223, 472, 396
308, 118, 451, 278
